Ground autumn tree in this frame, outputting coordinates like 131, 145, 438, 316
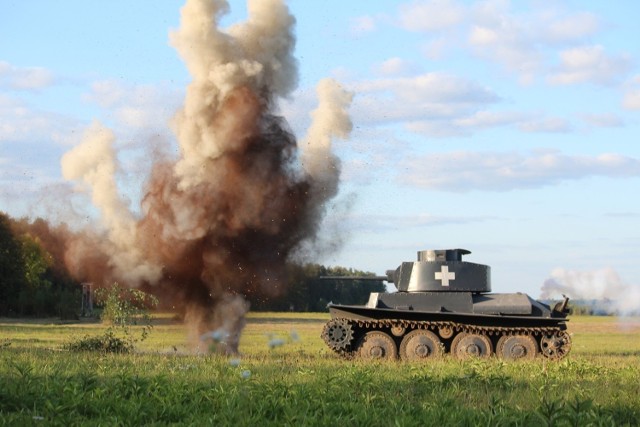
0, 212, 27, 316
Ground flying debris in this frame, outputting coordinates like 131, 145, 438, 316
43, 0, 353, 354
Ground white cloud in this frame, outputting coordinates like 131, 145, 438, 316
354, 72, 498, 105
468, 25, 498, 45
467, 22, 543, 84
351, 79, 585, 139
0, 94, 82, 145
347, 73, 581, 137
622, 75, 640, 110
581, 113, 624, 128
399, 150, 640, 192
453, 110, 526, 129
0, 61, 55, 91
391, 1, 612, 86
421, 37, 449, 60
518, 117, 572, 133
544, 12, 600, 44
398, 0, 465, 32
83, 79, 182, 130
548, 45, 631, 86
467, 0, 565, 84
405, 111, 530, 137
623, 89, 640, 110
373, 57, 416, 77
350, 15, 376, 34
404, 120, 467, 138
84, 80, 128, 109
541, 267, 640, 315
348, 72, 504, 136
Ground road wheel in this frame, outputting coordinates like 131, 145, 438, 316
496, 335, 537, 360
357, 331, 398, 360
399, 330, 443, 361
451, 332, 492, 359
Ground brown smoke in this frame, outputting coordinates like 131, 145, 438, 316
52, 0, 353, 353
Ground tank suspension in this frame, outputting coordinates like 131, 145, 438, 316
322, 318, 571, 360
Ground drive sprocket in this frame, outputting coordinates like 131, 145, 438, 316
321, 318, 355, 351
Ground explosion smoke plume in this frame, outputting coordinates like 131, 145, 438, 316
57, 0, 352, 353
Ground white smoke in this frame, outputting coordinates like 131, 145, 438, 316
60, 121, 162, 284
301, 78, 353, 202
169, 0, 297, 191
541, 267, 640, 315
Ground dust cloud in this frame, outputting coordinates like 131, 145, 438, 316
51, 0, 353, 353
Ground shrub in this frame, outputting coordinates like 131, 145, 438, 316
65, 283, 158, 353
64, 330, 133, 353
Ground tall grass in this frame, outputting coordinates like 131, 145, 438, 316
1, 314, 639, 425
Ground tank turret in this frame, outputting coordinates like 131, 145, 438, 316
391, 248, 490, 292
321, 248, 571, 361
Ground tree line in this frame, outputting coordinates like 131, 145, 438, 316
0, 213, 80, 318
0, 212, 385, 318
251, 264, 386, 312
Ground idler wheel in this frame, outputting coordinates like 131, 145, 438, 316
399, 330, 443, 361
452, 332, 493, 359
540, 331, 572, 360
496, 335, 537, 360
321, 318, 354, 351
357, 331, 398, 360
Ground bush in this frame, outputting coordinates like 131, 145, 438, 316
96, 283, 158, 341
64, 330, 134, 353
65, 283, 157, 353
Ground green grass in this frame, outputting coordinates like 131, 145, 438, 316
1, 314, 639, 426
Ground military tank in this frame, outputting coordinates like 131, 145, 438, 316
321, 249, 571, 361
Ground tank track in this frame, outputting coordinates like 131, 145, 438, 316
322, 318, 571, 360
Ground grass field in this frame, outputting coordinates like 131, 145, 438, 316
1, 313, 639, 426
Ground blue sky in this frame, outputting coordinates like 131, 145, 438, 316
1, 0, 640, 301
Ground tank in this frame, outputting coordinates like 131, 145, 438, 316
321, 249, 571, 361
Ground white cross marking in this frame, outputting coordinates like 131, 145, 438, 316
435, 265, 455, 287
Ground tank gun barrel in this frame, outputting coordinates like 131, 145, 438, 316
320, 270, 396, 283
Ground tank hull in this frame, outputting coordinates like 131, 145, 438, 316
323, 298, 570, 361
328, 303, 568, 329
